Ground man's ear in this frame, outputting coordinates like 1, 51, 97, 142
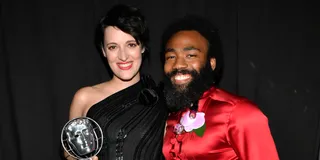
210, 58, 216, 71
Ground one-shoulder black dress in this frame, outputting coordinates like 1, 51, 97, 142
86, 76, 167, 160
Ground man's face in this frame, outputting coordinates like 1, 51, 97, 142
66, 120, 96, 156
163, 30, 217, 111
164, 30, 211, 92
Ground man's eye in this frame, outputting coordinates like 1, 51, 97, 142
166, 56, 175, 60
187, 54, 196, 58
83, 129, 89, 135
74, 133, 80, 138
128, 43, 137, 48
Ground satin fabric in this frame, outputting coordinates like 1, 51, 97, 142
163, 87, 279, 160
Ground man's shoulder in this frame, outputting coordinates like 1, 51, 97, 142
211, 88, 266, 118
206, 88, 247, 105
206, 87, 262, 112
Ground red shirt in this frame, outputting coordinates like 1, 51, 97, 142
163, 87, 279, 160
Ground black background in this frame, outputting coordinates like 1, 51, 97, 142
1, 0, 319, 159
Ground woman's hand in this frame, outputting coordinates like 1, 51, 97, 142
92, 156, 99, 160
64, 151, 99, 160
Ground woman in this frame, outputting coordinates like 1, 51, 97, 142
65, 4, 167, 160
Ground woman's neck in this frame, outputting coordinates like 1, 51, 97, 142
109, 73, 140, 91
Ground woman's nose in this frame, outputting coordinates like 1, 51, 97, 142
118, 48, 128, 61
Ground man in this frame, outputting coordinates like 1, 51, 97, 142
161, 15, 279, 160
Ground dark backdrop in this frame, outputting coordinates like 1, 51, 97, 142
1, 0, 319, 159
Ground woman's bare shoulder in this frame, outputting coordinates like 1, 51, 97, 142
69, 82, 113, 119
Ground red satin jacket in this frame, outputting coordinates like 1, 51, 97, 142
163, 87, 279, 160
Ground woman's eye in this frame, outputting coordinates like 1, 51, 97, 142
128, 43, 137, 48
108, 46, 117, 50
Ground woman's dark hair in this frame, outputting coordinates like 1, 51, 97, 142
161, 15, 224, 85
97, 4, 149, 51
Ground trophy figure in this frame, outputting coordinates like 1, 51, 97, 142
61, 117, 103, 160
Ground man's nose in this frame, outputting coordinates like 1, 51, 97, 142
79, 132, 89, 144
173, 56, 187, 70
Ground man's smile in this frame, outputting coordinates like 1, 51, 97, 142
172, 74, 192, 85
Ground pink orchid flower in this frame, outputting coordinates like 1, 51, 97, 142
180, 110, 205, 132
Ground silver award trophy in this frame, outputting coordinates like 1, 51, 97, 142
61, 117, 103, 160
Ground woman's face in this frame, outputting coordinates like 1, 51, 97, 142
102, 26, 144, 82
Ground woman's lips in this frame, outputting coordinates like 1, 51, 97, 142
117, 62, 133, 70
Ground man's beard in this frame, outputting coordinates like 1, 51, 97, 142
163, 62, 215, 112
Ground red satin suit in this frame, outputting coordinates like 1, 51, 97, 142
163, 87, 279, 160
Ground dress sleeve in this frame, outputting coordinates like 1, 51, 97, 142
226, 100, 279, 160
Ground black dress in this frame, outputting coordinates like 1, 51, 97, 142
86, 76, 167, 160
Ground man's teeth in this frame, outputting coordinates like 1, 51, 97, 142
174, 75, 190, 80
